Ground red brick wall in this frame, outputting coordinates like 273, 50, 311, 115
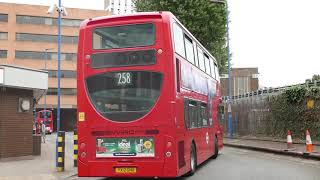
0, 87, 33, 159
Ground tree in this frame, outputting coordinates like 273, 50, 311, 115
312, 74, 320, 81
133, 0, 228, 74
306, 74, 320, 83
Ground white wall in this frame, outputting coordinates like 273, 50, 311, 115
0, 65, 48, 90
0, 68, 3, 84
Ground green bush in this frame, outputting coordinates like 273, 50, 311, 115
266, 86, 320, 141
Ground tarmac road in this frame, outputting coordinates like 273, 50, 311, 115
67, 147, 320, 180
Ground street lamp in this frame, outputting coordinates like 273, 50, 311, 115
43, 48, 54, 128
47, 1, 68, 167
211, 0, 233, 137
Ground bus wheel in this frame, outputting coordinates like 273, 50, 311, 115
187, 143, 197, 176
212, 136, 219, 159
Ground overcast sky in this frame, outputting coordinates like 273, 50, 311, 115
1, 0, 320, 87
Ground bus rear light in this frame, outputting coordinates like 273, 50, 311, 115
165, 151, 172, 157
80, 143, 86, 149
145, 130, 159, 135
80, 152, 87, 159
167, 141, 172, 148
157, 49, 163, 54
85, 54, 91, 59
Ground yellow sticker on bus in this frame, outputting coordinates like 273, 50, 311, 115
79, 112, 85, 122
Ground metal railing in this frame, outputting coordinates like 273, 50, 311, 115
222, 80, 320, 101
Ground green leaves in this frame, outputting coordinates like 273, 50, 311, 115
284, 86, 320, 103
134, 0, 228, 74
284, 86, 307, 103
267, 86, 320, 141
312, 74, 320, 81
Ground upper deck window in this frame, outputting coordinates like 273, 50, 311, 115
93, 23, 155, 50
173, 23, 185, 58
197, 47, 205, 72
40, 111, 52, 118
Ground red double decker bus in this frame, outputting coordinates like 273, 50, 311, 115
36, 109, 53, 134
77, 12, 223, 178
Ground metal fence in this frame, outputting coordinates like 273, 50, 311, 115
221, 80, 320, 137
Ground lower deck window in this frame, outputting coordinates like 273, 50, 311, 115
184, 99, 208, 129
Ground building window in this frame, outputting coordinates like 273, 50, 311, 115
252, 74, 259, 78
47, 88, 77, 96
16, 15, 82, 27
0, 14, 8, 22
0, 50, 7, 58
61, 19, 82, 27
234, 77, 249, 95
15, 51, 77, 61
0, 32, 8, 40
46, 70, 76, 78
16, 33, 78, 44
173, 23, 185, 58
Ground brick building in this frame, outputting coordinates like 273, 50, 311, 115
0, 2, 109, 131
0, 65, 47, 159
221, 68, 259, 97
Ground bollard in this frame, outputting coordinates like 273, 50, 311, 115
57, 131, 65, 172
74, 129, 78, 167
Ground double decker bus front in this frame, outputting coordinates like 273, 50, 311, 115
77, 13, 177, 178
38, 110, 53, 133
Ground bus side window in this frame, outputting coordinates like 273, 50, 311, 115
176, 59, 180, 92
218, 105, 225, 125
214, 63, 220, 81
200, 103, 208, 127
209, 58, 216, 79
204, 54, 211, 76
193, 42, 199, 67
173, 23, 185, 58
197, 47, 205, 72
189, 101, 197, 129
184, 99, 198, 129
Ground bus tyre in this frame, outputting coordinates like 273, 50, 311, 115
212, 136, 219, 159
187, 143, 197, 176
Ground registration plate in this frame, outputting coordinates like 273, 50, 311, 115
115, 167, 137, 174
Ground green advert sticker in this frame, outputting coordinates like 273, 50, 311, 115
96, 137, 155, 157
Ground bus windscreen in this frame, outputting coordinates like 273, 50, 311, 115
93, 23, 155, 50
40, 111, 52, 119
86, 71, 162, 122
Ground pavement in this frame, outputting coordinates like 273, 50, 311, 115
67, 147, 320, 180
224, 137, 320, 160
0, 132, 77, 180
